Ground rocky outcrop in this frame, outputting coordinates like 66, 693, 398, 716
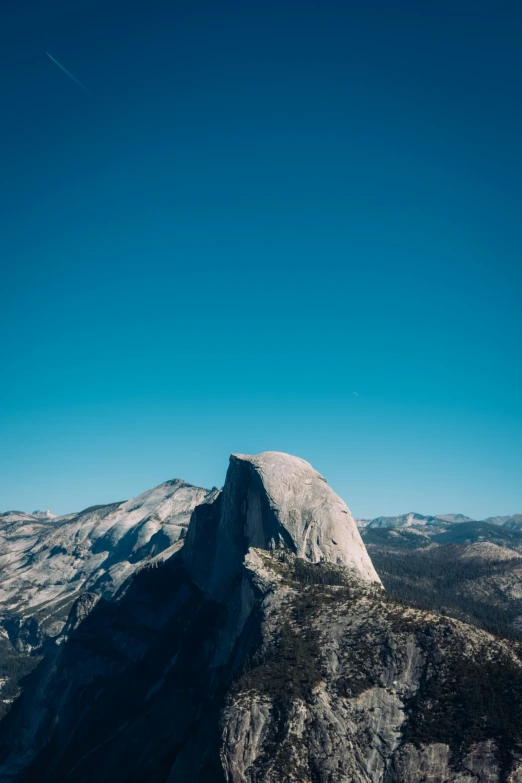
220, 550, 522, 783
183, 452, 381, 599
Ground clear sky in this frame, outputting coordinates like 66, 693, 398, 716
1, 1, 521, 519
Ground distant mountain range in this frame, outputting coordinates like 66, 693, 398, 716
356, 511, 522, 530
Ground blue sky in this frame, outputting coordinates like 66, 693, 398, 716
1, 1, 521, 518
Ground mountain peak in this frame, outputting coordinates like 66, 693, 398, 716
31, 509, 56, 519
184, 451, 381, 596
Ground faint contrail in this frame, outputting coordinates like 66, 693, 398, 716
45, 52, 92, 95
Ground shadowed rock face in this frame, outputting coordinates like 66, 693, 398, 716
0, 479, 211, 720
183, 452, 381, 598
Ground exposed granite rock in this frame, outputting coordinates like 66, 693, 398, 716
184, 452, 381, 599
0, 479, 209, 628
220, 550, 522, 783
63, 592, 100, 635
0, 480, 210, 707
392, 740, 504, 782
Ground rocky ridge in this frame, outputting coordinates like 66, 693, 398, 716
0, 479, 209, 641
356, 512, 522, 533
0, 480, 210, 712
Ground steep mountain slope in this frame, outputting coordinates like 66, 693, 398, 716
0, 479, 209, 634
222, 550, 522, 783
0, 480, 210, 712
0, 451, 379, 781
1, 452, 522, 782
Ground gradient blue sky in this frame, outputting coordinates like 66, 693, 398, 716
1, 0, 521, 518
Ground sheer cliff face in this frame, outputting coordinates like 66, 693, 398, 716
2, 452, 522, 783
183, 452, 381, 598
